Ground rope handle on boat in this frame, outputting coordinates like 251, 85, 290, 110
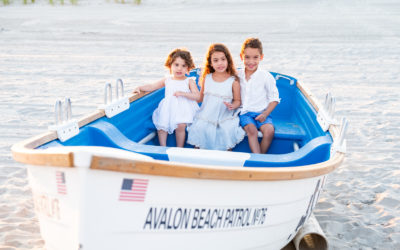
100, 79, 130, 118
49, 97, 79, 142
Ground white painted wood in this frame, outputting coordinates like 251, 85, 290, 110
26, 147, 326, 250
166, 147, 250, 167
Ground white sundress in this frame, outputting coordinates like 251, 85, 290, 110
187, 74, 245, 150
152, 77, 199, 134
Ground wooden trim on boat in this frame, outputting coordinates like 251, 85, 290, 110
77, 110, 105, 127
11, 131, 74, 167
297, 81, 321, 112
12, 130, 344, 179
129, 91, 151, 103
11, 109, 105, 167
11, 92, 150, 167
11, 123, 344, 180
297, 81, 342, 138
11, 83, 345, 180
90, 152, 344, 181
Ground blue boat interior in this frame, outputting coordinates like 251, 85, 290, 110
39, 70, 332, 167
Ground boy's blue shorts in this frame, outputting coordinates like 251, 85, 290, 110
239, 112, 273, 129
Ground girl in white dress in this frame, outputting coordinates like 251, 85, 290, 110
133, 48, 200, 147
187, 44, 245, 150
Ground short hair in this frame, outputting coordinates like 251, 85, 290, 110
164, 48, 195, 71
240, 38, 263, 55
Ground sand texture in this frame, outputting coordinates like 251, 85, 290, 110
0, 0, 399, 249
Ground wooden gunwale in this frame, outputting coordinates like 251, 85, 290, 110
11, 93, 146, 167
11, 84, 345, 180
89, 153, 344, 181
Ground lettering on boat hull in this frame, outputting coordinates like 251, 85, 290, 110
33, 194, 60, 220
143, 207, 268, 231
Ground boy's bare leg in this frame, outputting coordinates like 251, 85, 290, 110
260, 123, 274, 154
244, 124, 261, 153
157, 130, 168, 146
175, 123, 187, 147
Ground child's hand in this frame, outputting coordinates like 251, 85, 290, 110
132, 86, 141, 94
174, 91, 184, 97
255, 113, 267, 123
223, 101, 234, 110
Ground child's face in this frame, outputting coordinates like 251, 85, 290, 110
170, 57, 189, 79
241, 48, 263, 72
211, 51, 228, 73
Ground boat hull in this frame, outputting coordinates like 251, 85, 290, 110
12, 72, 346, 250
28, 148, 326, 250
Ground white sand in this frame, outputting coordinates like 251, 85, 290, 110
1, 0, 400, 249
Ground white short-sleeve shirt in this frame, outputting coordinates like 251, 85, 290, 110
238, 68, 280, 114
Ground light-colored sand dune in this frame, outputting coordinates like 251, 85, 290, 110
1, 0, 400, 249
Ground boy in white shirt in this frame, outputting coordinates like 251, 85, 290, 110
238, 38, 280, 154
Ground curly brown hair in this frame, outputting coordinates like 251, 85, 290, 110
240, 37, 263, 55
201, 43, 238, 83
164, 48, 195, 73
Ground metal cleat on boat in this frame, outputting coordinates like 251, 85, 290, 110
99, 79, 130, 118
317, 92, 338, 131
48, 97, 79, 142
331, 117, 348, 156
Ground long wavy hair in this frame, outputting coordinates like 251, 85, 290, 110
201, 43, 238, 84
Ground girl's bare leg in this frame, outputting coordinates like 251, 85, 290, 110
157, 130, 168, 146
175, 123, 187, 147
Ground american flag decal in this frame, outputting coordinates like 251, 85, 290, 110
119, 178, 149, 202
56, 171, 67, 195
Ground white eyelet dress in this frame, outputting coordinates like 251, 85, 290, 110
152, 77, 199, 134
187, 74, 245, 150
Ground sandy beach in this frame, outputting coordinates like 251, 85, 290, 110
1, 0, 400, 249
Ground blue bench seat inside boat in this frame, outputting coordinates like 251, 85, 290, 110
40, 118, 331, 167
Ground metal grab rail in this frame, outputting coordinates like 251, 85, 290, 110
337, 117, 348, 149
54, 97, 73, 125
50, 97, 79, 142
275, 74, 295, 85
100, 79, 130, 118
55, 100, 63, 125
116, 79, 124, 99
323, 92, 336, 119
104, 82, 112, 105
65, 97, 72, 121
317, 92, 338, 132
